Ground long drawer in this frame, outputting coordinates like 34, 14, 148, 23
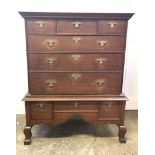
28, 35, 125, 52
29, 72, 122, 95
28, 53, 124, 71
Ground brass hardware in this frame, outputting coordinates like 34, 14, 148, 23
106, 102, 113, 108
72, 36, 81, 43
72, 54, 81, 61
46, 80, 56, 88
36, 103, 45, 109
36, 21, 46, 28
72, 22, 81, 28
108, 21, 117, 28
47, 40, 55, 48
97, 40, 107, 47
96, 58, 106, 64
47, 58, 57, 64
73, 102, 79, 108
71, 73, 81, 80
96, 79, 105, 87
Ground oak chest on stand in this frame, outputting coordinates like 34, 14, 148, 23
19, 12, 133, 145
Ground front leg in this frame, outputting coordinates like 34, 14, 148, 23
23, 126, 32, 145
118, 125, 126, 143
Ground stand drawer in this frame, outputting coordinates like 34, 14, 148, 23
98, 101, 121, 120
54, 101, 98, 112
30, 102, 53, 120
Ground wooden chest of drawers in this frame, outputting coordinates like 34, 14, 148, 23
19, 12, 133, 145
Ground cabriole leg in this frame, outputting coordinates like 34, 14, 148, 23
23, 126, 32, 145
118, 125, 127, 143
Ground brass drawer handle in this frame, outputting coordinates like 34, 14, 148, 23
96, 79, 105, 87
36, 103, 45, 109
73, 102, 79, 108
47, 40, 55, 48
97, 40, 107, 47
36, 21, 46, 28
71, 73, 81, 80
72, 22, 81, 28
96, 58, 106, 64
72, 54, 81, 61
108, 21, 117, 28
46, 80, 56, 88
105, 102, 113, 108
47, 58, 57, 65
72, 36, 81, 44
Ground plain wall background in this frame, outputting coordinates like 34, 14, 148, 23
0, 0, 137, 114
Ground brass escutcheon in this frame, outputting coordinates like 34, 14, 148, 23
35, 21, 46, 28
71, 73, 81, 80
46, 80, 56, 88
73, 102, 79, 108
96, 58, 106, 64
72, 22, 81, 28
47, 58, 57, 64
106, 102, 113, 108
47, 40, 55, 48
72, 54, 81, 61
72, 36, 81, 44
96, 79, 105, 87
108, 21, 117, 28
97, 40, 107, 47
36, 103, 45, 109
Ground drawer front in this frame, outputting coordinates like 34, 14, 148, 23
98, 102, 121, 119
30, 102, 53, 120
57, 20, 97, 34
29, 72, 122, 95
28, 35, 125, 52
54, 113, 97, 124
26, 20, 56, 34
99, 21, 127, 34
28, 53, 124, 71
54, 102, 98, 112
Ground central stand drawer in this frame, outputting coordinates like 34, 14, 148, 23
54, 101, 98, 112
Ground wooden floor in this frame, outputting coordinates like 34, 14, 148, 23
16, 111, 138, 155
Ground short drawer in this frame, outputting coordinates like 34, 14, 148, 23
57, 20, 97, 34
28, 35, 125, 52
30, 102, 53, 120
26, 20, 56, 34
98, 101, 121, 119
28, 53, 124, 71
98, 21, 127, 34
54, 101, 98, 112
29, 72, 122, 95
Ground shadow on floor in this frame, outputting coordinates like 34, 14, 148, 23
33, 115, 118, 138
